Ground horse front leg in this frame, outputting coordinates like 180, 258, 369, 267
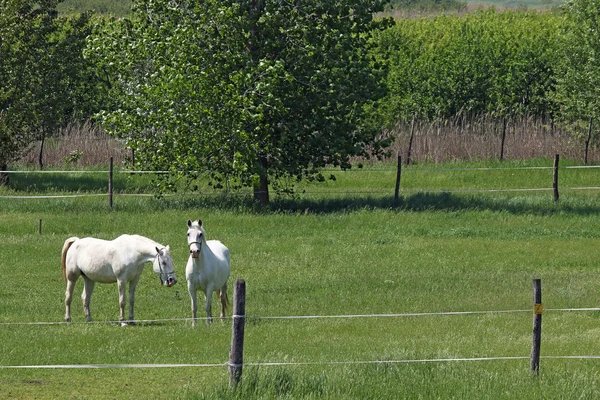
205, 285, 214, 326
188, 282, 198, 327
117, 280, 128, 327
128, 277, 141, 325
81, 277, 95, 322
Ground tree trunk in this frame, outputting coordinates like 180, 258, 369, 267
0, 163, 8, 186
253, 155, 269, 206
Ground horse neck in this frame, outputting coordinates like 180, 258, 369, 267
130, 235, 162, 263
192, 240, 214, 271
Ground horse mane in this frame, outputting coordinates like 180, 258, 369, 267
61, 237, 79, 282
191, 220, 207, 243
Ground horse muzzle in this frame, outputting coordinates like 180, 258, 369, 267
190, 250, 199, 259
165, 277, 177, 287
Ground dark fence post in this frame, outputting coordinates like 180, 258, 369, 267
406, 115, 415, 166
530, 278, 542, 375
500, 118, 507, 161
585, 117, 593, 165
229, 279, 246, 388
108, 157, 113, 209
553, 154, 559, 202
38, 219, 42, 235
395, 155, 402, 201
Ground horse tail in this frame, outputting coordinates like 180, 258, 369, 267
61, 237, 79, 282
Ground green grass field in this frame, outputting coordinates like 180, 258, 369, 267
2, 160, 600, 398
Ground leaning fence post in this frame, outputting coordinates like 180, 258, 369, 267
394, 155, 402, 201
108, 157, 114, 209
553, 154, 559, 202
530, 278, 542, 375
229, 279, 246, 388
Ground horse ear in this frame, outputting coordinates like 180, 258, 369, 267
155, 246, 161, 255
187, 219, 192, 228
198, 219, 202, 226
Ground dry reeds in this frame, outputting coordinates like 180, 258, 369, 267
387, 115, 598, 165
22, 121, 129, 167
20, 115, 599, 168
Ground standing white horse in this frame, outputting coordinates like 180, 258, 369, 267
62, 234, 177, 326
186, 219, 230, 326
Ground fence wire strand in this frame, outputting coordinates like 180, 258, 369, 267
5, 355, 600, 370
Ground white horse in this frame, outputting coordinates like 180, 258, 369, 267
61, 234, 177, 326
186, 219, 230, 326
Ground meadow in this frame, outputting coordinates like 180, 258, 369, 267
2, 159, 600, 398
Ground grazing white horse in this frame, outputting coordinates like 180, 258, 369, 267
186, 219, 230, 326
61, 234, 177, 326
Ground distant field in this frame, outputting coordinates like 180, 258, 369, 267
467, 0, 561, 9
56, 0, 561, 17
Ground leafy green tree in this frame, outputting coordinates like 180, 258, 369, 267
556, 0, 600, 124
0, 0, 94, 182
373, 10, 562, 123
89, 0, 392, 204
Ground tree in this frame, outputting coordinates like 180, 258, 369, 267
0, 0, 93, 182
555, 0, 600, 126
89, 0, 392, 204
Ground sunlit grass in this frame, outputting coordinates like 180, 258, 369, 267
1, 160, 600, 398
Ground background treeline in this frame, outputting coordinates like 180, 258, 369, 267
2, 0, 599, 188
374, 10, 564, 122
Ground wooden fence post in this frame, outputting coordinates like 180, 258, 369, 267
108, 157, 113, 209
553, 154, 559, 202
229, 279, 246, 388
394, 155, 402, 201
500, 118, 507, 161
406, 115, 415, 166
530, 278, 542, 375
585, 117, 593, 165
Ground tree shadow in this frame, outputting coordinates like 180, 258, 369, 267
152, 191, 600, 216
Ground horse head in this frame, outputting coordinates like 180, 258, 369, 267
153, 245, 177, 287
187, 219, 205, 259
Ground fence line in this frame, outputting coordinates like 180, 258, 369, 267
3, 307, 600, 326
6, 355, 600, 370
2, 186, 600, 200
4, 165, 600, 174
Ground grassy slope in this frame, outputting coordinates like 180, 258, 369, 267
1, 160, 600, 398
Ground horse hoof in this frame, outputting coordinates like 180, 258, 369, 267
120, 322, 128, 327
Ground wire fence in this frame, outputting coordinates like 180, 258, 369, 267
2, 163, 600, 200
2, 306, 600, 370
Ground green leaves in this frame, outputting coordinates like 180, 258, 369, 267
0, 0, 95, 169
374, 10, 564, 122
91, 0, 390, 202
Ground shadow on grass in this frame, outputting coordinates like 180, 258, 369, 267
5, 172, 156, 193
148, 191, 600, 216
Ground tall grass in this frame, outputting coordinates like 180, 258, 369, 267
1, 161, 600, 398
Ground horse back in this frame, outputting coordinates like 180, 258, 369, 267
207, 240, 230, 264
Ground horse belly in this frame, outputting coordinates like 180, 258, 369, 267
73, 248, 118, 283
80, 262, 118, 283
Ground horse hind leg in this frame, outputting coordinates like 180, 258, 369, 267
81, 276, 95, 322
65, 278, 77, 322
218, 287, 228, 320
